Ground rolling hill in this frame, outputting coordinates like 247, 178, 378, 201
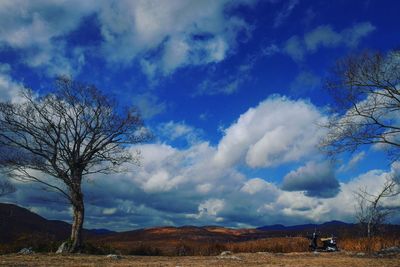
1, 203, 400, 255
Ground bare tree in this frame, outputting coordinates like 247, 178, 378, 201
321, 50, 400, 160
355, 176, 400, 239
0, 77, 150, 252
321, 50, 400, 245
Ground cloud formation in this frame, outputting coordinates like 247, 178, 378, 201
157, 121, 203, 145
214, 96, 327, 168
0, 65, 26, 103
281, 161, 340, 198
284, 22, 376, 61
131, 93, 167, 119
0, 0, 255, 78
0, 0, 94, 75
3, 93, 398, 230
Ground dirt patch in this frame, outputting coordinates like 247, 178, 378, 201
0, 252, 399, 267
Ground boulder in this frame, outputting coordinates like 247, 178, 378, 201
18, 247, 34, 255
106, 254, 122, 260
220, 251, 233, 256
217, 251, 241, 260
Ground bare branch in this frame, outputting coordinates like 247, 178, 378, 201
354, 174, 400, 239
321, 50, 400, 160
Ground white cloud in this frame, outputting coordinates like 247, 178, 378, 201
97, 0, 254, 76
0, 0, 96, 75
157, 121, 202, 145
0, 0, 254, 77
214, 96, 327, 168
284, 22, 376, 61
240, 178, 277, 195
102, 207, 117, 215
0, 66, 25, 103
195, 59, 255, 96
304, 25, 342, 51
338, 151, 366, 172
198, 198, 225, 217
342, 22, 377, 47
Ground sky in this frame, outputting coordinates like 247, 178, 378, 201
0, 0, 400, 231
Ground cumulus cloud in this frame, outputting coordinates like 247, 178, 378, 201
284, 22, 376, 61
241, 178, 275, 195
281, 161, 340, 198
6, 142, 400, 230
214, 96, 327, 168
192, 198, 225, 222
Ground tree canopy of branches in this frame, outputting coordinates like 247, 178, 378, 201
322, 50, 400, 160
0, 77, 150, 252
321, 50, 400, 243
355, 175, 400, 240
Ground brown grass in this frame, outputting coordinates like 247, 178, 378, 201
88, 236, 400, 256
339, 236, 400, 252
226, 237, 310, 253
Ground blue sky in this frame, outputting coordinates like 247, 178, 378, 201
1, 0, 400, 231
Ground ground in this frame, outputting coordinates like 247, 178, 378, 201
0, 252, 399, 267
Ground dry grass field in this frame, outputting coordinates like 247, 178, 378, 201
0, 252, 399, 267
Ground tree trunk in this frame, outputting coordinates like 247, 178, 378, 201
367, 219, 372, 253
69, 190, 85, 253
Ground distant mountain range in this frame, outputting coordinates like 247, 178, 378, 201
258, 220, 351, 231
1, 203, 399, 254
257, 220, 357, 236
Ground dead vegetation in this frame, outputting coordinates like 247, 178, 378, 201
84, 236, 400, 256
